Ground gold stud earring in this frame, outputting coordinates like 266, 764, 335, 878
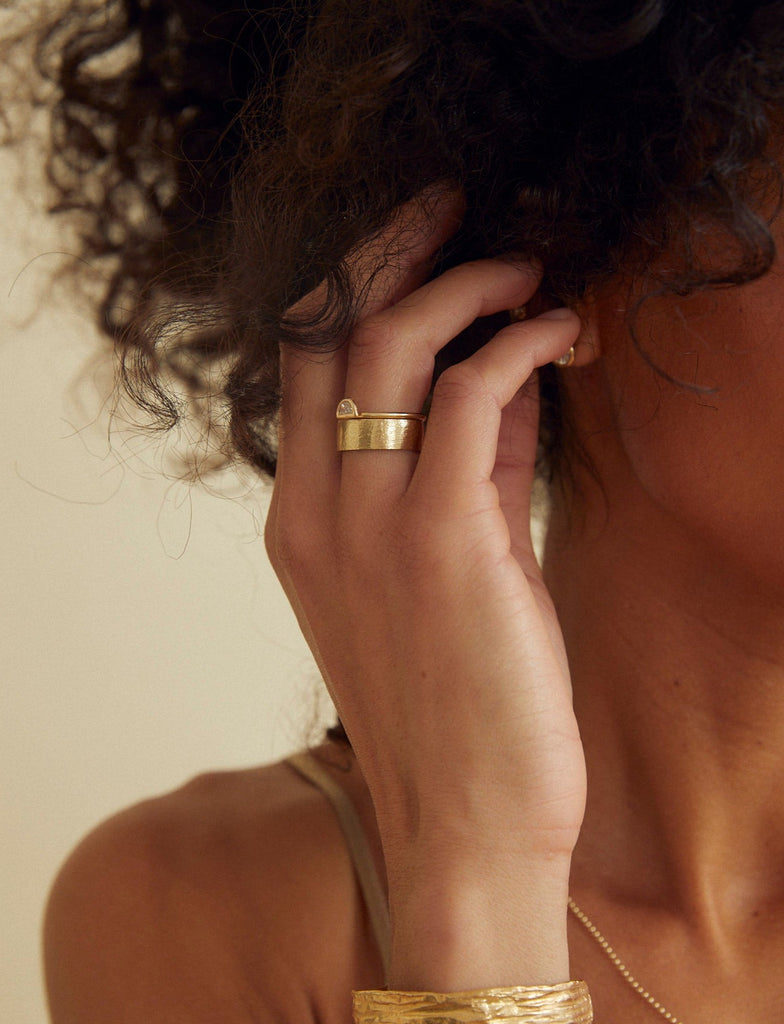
554, 346, 576, 368
508, 307, 579, 367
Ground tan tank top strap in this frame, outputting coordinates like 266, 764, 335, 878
286, 750, 391, 978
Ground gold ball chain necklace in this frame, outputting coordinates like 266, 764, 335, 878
568, 897, 684, 1024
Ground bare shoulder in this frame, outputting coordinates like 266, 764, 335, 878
44, 744, 385, 1024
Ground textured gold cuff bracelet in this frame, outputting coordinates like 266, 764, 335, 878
353, 981, 593, 1024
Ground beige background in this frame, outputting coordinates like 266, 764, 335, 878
0, 132, 326, 1020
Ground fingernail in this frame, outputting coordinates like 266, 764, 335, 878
538, 307, 574, 320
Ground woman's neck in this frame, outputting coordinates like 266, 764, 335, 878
543, 490, 784, 940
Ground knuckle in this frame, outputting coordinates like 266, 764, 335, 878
350, 313, 397, 365
265, 506, 323, 582
444, 259, 480, 281
433, 361, 496, 410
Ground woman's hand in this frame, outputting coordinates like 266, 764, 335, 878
265, 193, 587, 990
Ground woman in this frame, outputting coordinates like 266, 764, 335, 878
41, 1, 784, 1021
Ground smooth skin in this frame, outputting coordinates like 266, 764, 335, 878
45, 190, 784, 1023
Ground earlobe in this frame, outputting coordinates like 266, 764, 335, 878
568, 297, 602, 368
548, 309, 601, 369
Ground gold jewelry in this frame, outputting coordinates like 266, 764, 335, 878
353, 981, 592, 1023
508, 307, 577, 368
336, 398, 426, 452
568, 898, 683, 1024
553, 347, 575, 368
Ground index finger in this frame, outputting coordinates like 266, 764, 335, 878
282, 186, 465, 338
344, 186, 466, 316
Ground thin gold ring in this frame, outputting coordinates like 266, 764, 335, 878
336, 398, 426, 452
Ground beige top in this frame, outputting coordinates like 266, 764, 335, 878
286, 750, 392, 979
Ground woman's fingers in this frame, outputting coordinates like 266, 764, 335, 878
338, 259, 544, 501
272, 197, 573, 603
275, 189, 464, 490
412, 309, 580, 510
344, 187, 466, 314
269, 191, 465, 617
343, 259, 542, 411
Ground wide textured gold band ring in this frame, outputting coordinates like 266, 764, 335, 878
336, 398, 426, 452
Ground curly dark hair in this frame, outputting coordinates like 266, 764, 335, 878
31, 0, 784, 480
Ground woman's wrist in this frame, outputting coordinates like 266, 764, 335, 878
386, 855, 572, 991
